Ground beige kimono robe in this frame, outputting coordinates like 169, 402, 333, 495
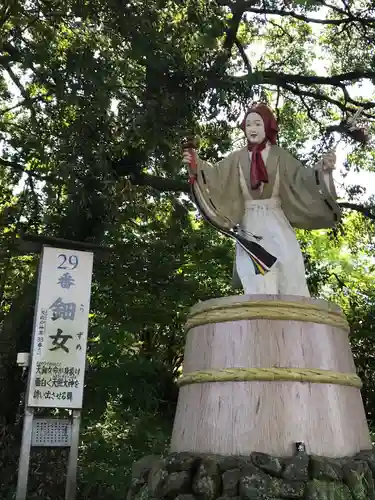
191, 145, 341, 291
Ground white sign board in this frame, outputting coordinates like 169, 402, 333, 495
27, 246, 93, 409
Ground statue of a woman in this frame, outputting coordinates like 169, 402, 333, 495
182, 103, 341, 296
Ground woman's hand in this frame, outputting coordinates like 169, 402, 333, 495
182, 149, 194, 165
182, 147, 198, 184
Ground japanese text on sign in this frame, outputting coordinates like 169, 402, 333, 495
27, 247, 93, 409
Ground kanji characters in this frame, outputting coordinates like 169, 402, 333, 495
49, 297, 76, 320
32, 390, 73, 401
57, 272, 75, 289
49, 328, 73, 353
35, 377, 79, 388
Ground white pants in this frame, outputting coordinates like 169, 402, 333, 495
235, 198, 310, 296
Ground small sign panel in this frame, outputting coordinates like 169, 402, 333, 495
31, 418, 72, 447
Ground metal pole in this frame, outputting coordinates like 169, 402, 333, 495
65, 410, 81, 500
15, 407, 34, 500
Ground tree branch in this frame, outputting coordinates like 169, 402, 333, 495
0, 158, 63, 184
0, 93, 53, 116
338, 202, 375, 220
1, 156, 189, 193
209, 3, 250, 75
281, 82, 375, 119
215, 71, 375, 119
232, 5, 375, 26
130, 175, 375, 225
234, 37, 252, 72
231, 70, 375, 95
3, 64, 30, 101
3, 159, 375, 220
129, 173, 188, 193
0, 5, 12, 30
222, 0, 369, 21
314, 0, 354, 16
2, 62, 40, 125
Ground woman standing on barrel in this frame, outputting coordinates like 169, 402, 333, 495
182, 103, 340, 296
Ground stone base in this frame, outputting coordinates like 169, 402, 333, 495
128, 449, 375, 500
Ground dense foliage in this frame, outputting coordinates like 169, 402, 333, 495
1, 0, 375, 498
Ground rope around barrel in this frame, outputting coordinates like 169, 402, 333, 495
185, 300, 349, 332
177, 367, 362, 388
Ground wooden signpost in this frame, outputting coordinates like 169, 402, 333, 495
15, 240, 96, 500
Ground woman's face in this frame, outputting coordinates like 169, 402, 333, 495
245, 112, 266, 144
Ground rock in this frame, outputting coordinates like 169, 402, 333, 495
133, 455, 161, 481
310, 456, 343, 481
159, 471, 192, 498
282, 453, 309, 481
131, 484, 150, 500
128, 478, 147, 500
305, 480, 352, 499
131, 450, 375, 500
192, 457, 222, 500
240, 463, 268, 479
217, 456, 251, 473
148, 462, 169, 497
251, 452, 283, 477
355, 450, 374, 461
343, 459, 375, 500
354, 451, 375, 485
239, 472, 270, 500
216, 497, 241, 500
129, 457, 162, 500
271, 478, 305, 498
222, 468, 241, 496
165, 453, 201, 473
126, 479, 148, 500
239, 467, 304, 499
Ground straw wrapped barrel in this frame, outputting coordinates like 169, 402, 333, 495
170, 295, 371, 458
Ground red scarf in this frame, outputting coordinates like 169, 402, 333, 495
248, 140, 268, 190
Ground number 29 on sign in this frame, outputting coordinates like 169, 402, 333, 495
57, 254, 79, 270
